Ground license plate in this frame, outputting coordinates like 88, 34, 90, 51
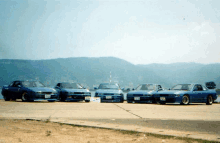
106, 96, 112, 99
134, 97, 140, 100
45, 94, 51, 99
85, 97, 90, 100
160, 97, 166, 101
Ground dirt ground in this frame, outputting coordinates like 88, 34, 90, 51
0, 119, 208, 143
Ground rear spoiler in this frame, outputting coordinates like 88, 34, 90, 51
205, 81, 216, 89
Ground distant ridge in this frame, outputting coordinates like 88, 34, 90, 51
0, 57, 220, 89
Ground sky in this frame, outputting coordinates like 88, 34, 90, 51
0, 0, 220, 65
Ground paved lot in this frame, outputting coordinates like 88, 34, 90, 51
0, 100, 220, 142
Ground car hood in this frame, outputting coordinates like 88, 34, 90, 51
128, 90, 156, 94
27, 87, 57, 93
158, 90, 188, 94
96, 89, 123, 94
61, 88, 90, 92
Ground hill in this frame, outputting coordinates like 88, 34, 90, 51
0, 57, 220, 89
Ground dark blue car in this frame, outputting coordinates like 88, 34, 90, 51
127, 84, 163, 103
155, 83, 218, 105
95, 83, 124, 103
1, 80, 58, 102
55, 82, 91, 102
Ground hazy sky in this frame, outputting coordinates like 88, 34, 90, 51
0, 0, 220, 64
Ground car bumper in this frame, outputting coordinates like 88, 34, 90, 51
127, 96, 154, 103
65, 95, 91, 101
32, 94, 58, 101
155, 96, 181, 103
98, 95, 123, 103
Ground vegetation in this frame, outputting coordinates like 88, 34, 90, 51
0, 57, 220, 89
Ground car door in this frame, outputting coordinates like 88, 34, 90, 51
191, 84, 201, 102
9, 81, 22, 99
191, 84, 207, 102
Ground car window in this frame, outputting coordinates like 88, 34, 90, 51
9, 82, 14, 87
136, 84, 155, 91
22, 81, 45, 87
158, 85, 162, 90
12, 81, 21, 87
57, 83, 60, 87
98, 83, 119, 89
171, 84, 192, 91
61, 83, 83, 89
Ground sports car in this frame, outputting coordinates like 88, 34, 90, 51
1, 80, 58, 102
55, 82, 91, 102
155, 83, 217, 105
94, 83, 124, 103
127, 84, 163, 103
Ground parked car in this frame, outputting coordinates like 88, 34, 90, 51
1, 80, 58, 102
55, 82, 91, 102
155, 83, 218, 105
127, 84, 163, 103
94, 83, 124, 103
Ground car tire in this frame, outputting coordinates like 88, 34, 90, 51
206, 95, 213, 105
59, 96, 66, 102
120, 98, 124, 103
3, 94, 10, 101
22, 92, 28, 102
127, 100, 132, 103
160, 102, 166, 105
180, 95, 189, 105
85, 100, 90, 102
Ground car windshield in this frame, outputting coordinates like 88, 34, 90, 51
171, 84, 193, 91
136, 84, 155, 91
22, 81, 45, 87
98, 83, 119, 89
61, 83, 83, 89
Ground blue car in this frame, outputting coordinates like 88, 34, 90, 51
127, 84, 163, 103
155, 83, 218, 105
55, 82, 91, 102
95, 83, 124, 103
1, 80, 58, 102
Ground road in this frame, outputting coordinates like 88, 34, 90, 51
0, 100, 220, 141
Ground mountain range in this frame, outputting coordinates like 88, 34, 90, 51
0, 57, 220, 89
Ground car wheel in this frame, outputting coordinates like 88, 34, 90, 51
3, 94, 10, 101
59, 96, 66, 102
180, 95, 189, 105
206, 95, 213, 105
85, 100, 90, 102
127, 100, 132, 103
22, 92, 28, 102
160, 102, 166, 105
120, 98, 124, 103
